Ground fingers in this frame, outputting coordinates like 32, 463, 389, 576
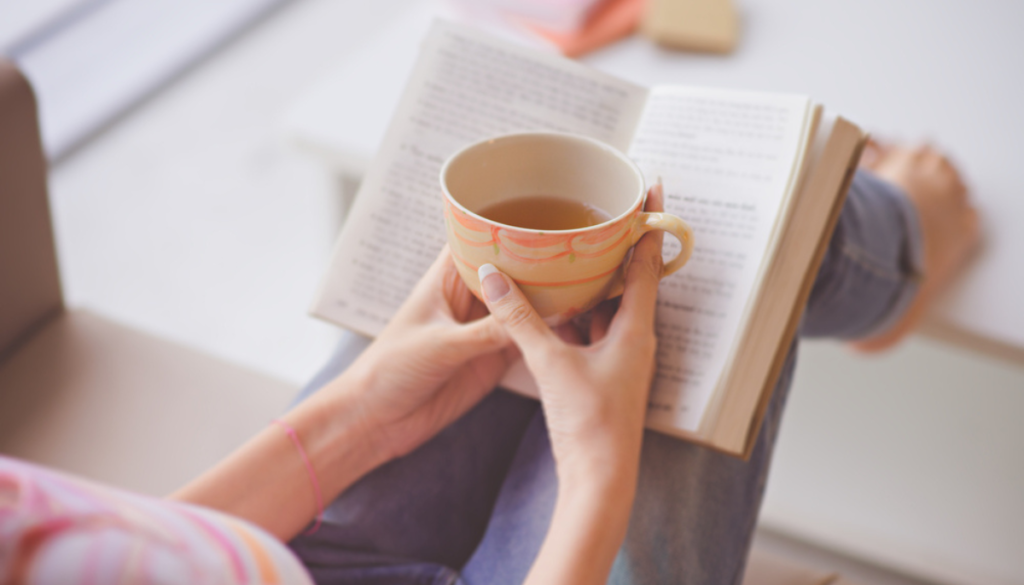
645, 179, 666, 214
859, 138, 881, 169
386, 249, 448, 328
403, 247, 457, 308
477, 263, 561, 355
403, 247, 490, 324
610, 184, 665, 337
614, 230, 663, 336
425, 246, 458, 285
589, 299, 618, 342
440, 249, 490, 321
858, 138, 892, 170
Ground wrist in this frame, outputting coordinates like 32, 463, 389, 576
284, 373, 393, 492
555, 448, 639, 538
529, 467, 637, 584
557, 462, 637, 518
553, 431, 643, 497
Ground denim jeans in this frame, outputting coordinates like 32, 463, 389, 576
288, 170, 923, 585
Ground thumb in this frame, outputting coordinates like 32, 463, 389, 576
477, 264, 560, 355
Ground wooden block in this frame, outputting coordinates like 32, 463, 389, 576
641, 0, 740, 53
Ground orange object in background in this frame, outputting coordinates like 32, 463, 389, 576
524, 0, 647, 57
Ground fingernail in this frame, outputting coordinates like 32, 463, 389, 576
478, 264, 510, 302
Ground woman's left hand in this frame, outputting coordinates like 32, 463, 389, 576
174, 247, 515, 539
325, 247, 516, 462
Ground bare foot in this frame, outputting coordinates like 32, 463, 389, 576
852, 143, 981, 352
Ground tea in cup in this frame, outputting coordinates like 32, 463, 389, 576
440, 131, 693, 324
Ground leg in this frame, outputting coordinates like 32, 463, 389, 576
288, 331, 540, 583
847, 143, 979, 350
615, 170, 928, 584
618, 168, 933, 581
460, 169, 925, 584
459, 410, 557, 585
459, 346, 798, 585
801, 170, 924, 339
607, 345, 798, 584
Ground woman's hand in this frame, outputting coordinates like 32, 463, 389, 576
480, 189, 662, 488
330, 247, 518, 461
479, 185, 666, 585
174, 248, 516, 539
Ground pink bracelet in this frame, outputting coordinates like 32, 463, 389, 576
271, 419, 324, 535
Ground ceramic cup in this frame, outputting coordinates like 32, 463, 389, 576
440, 131, 694, 324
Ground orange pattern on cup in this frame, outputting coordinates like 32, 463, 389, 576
444, 198, 639, 267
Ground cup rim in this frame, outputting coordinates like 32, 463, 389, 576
439, 131, 647, 234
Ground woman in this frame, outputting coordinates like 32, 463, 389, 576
1, 144, 978, 584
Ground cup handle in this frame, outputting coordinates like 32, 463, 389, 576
607, 212, 695, 298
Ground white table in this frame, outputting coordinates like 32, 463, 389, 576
284, 2, 1024, 584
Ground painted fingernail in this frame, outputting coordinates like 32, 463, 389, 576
478, 264, 510, 302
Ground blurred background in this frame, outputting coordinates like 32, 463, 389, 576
2, 1, 1022, 584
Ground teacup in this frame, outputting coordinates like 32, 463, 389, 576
440, 131, 694, 324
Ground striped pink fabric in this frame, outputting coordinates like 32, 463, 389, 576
0, 456, 313, 585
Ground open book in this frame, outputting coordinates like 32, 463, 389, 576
312, 20, 866, 459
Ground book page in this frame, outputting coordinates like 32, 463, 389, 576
629, 87, 812, 432
312, 20, 648, 334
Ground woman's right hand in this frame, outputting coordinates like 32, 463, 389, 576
479, 191, 663, 489
478, 185, 666, 584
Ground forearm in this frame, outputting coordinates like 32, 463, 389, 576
170, 371, 389, 541
525, 472, 637, 585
